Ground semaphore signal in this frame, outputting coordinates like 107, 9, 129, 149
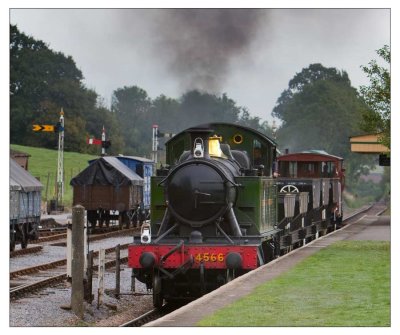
87, 126, 111, 156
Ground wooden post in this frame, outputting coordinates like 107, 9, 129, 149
71, 205, 85, 319
97, 248, 105, 308
85, 250, 94, 303
66, 223, 72, 279
115, 244, 120, 299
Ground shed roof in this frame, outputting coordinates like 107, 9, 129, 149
70, 156, 143, 187
89, 155, 154, 166
10, 149, 31, 158
116, 155, 154, 163
10, 159, 43, 192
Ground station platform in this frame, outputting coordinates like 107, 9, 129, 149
146, 211, 390, 327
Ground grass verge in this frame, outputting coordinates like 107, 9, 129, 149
198, 241, 390, 327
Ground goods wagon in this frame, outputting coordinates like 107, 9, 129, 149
10, 159, 42, 251
70, 156, 144, 228
89, 155, 154, 220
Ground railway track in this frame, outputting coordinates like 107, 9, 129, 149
119, 304, 178, 327
10, 243, 131, 299
36, 227, 139, 244
10, 227, 139, 258
10, 245, 43, 258
9, 203, 386, 323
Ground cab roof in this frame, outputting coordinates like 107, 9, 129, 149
277, 150, 343, 162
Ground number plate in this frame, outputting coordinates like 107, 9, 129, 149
194, 252, 225, 263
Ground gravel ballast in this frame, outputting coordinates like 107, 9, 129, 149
10, 234, 154, 327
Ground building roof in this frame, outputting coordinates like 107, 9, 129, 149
70, 156, 143, 187
349, 133, 389, 153
10, 159, 42, 192
10, 149, 31, 158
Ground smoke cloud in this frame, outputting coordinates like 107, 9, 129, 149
150, 9, 266, 92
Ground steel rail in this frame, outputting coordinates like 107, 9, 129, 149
10, 243, 130, 280
119, 304, 173, 327
10, 256, 129, 300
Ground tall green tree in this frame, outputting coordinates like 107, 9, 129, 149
359, 45, 390, 150
149, 95, 181, 134
272, 63, 376, 193
178, 90, 242, 128
10, 24, 114, 153
272, 63, 368, 159
111, 86, 152, 156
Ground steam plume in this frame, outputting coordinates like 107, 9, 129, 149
152, 9, 265, 92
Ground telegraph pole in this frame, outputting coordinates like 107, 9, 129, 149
56, 108, 65, 207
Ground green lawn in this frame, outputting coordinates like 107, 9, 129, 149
11, 144, 98, 208
198, 241, 390, 327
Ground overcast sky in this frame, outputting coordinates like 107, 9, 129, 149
9, 8, 390, 124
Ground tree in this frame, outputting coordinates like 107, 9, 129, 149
272, 63, 368, 159
10, 24, 109, 153
359, 45, 390, 150
178, 90, 242, 128
111, 86, 152, 156
272, 63, 376, 195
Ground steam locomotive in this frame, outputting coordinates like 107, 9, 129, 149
128, 123, 344, 307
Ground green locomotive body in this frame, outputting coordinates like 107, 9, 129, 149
128, 122, 343, 307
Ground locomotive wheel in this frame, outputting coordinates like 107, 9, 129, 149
152, 274, 163, 309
